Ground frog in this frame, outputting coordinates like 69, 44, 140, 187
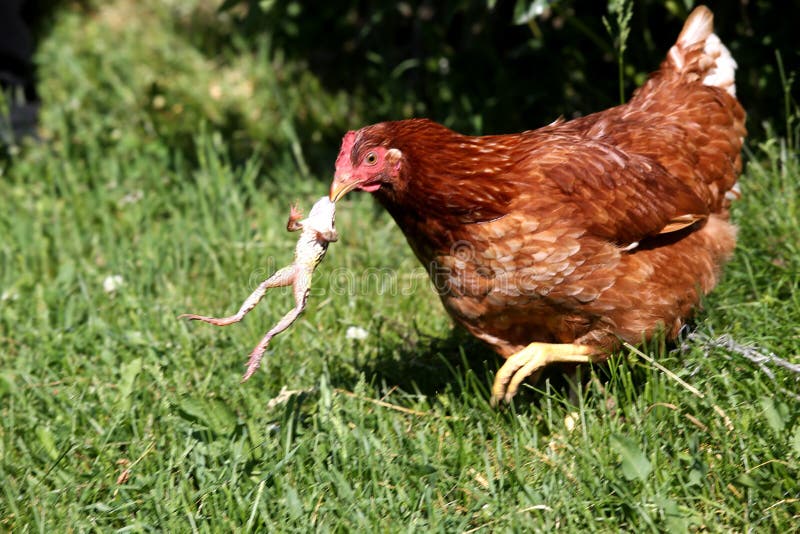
179, 196, 337, 381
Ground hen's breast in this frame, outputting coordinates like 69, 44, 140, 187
424, 209, 614, 354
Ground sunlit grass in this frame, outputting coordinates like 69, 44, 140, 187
1, 2, 798, 531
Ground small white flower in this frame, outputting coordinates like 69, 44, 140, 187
1, 289, 18, 302
345, 326, 369, 341
118, 190, 143, 206
564, 411, 580, 433
103, 275, 124, 294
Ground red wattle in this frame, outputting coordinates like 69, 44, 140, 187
359, 183, 382, 193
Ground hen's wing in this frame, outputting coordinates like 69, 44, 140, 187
505, 5, 743, 248
512, 134, 710, 247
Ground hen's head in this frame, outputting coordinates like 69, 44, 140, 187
329, 125, 405, 202
329, 119, 517, 224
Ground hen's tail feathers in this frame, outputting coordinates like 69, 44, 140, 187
666, 6, 737, 96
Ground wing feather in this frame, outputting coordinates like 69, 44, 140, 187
516, 136, 709, 245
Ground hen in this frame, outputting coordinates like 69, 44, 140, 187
329, 6, 745, 404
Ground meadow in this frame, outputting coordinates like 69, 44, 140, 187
1, 1, 798, 531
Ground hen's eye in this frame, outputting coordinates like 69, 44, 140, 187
364, 152, 378, 165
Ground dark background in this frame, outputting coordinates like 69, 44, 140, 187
225, 0, 798, 140
9, 0, 799, 173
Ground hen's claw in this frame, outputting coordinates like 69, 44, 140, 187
491, 342, 598, 406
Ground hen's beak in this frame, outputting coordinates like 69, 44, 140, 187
329, 173, 359, 202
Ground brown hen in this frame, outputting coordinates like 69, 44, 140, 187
329, 6, 746, 403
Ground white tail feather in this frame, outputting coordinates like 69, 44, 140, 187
668, 6, 737, 96
702, 33, 737, 96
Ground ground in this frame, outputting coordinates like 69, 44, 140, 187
0, 2, 799, 531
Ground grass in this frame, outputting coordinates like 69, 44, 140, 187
1, 2, 799, 531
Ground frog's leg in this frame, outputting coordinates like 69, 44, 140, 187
241, 276, 310, 382
179, 266, 296, 326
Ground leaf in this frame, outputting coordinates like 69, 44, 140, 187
759, 397, 786, 433
790, 424, 800, 458
0, 372, 18, 397
611, 434, 652, 481
178, 396, 237, 436
258, 0, 276, 13
736, 473, 758, 489
246, 417, 264, 460
117, 357, 142, 410
36, 427, 59, 461
688, 469, 703, 486
656, 496, 693, 532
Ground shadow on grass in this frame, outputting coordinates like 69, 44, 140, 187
325, 321, 625, 409
328, 313, 704, 414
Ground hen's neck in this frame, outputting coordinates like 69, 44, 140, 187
371, 122, 525, 261
376, 125, 520, 221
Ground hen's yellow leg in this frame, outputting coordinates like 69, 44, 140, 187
491, 342, 600, 405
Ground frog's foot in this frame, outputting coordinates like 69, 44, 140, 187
287, 204, 304, 232
241, 298, 306, 382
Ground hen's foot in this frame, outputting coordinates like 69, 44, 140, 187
491, 342, 599, 406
